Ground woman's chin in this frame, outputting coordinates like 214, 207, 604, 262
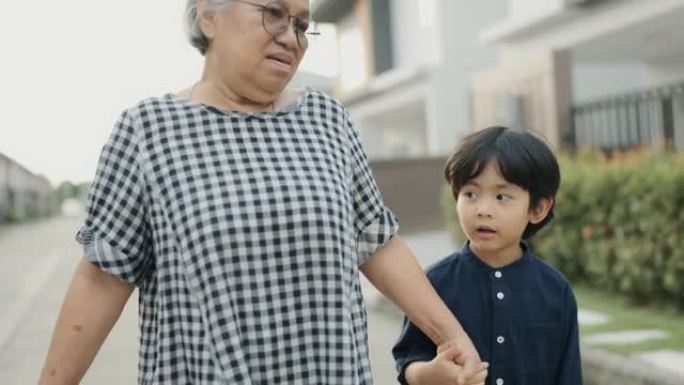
261, 75, 295, 94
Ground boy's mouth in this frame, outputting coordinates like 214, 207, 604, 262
476, 225, 497, 234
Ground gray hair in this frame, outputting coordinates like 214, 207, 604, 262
184, 0, 235, 55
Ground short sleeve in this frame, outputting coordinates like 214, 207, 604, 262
75, 110, 153, 286
344, 110, 400, 266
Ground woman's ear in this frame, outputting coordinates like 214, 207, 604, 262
529, 197, 554, 225
197, 1, 216, 39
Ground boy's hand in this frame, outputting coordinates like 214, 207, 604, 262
405, 345, 489, 385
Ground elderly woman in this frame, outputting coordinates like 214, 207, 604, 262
39, 1, 486, 384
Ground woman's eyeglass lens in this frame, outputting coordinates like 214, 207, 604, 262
260, 1, 320, 49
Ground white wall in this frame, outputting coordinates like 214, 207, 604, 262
432, 0, 506, 151
390, 0, 442, 70
506, 0, 566, 21
648, 63, 684, 86
338, 14, 368, 93
572, 63, 649, 103
496, 0, 684, 58
340, 0, 506, 158
355, 100, 428, 159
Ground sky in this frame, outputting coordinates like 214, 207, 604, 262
0, 0, 338, 186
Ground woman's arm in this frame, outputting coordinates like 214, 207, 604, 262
38, 256, 134, 385
360, 235, 481, 362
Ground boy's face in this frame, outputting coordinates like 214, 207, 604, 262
456, 161, 551, 263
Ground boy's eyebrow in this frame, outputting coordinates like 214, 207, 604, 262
464, 181, 513, 189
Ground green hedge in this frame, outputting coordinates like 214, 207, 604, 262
442, 152, 684, 308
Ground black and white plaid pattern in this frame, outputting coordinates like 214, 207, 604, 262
76, 88, 399, 384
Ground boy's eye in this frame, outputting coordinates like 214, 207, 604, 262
462, 191, 477, 199
496, 193, 512, 201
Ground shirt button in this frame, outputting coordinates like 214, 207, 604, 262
497, 336, 505, 344
494, 271, 502, 278
496, 378, 504, 385
497, 292, 505, 300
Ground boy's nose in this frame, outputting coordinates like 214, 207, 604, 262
476, 203, 494, 218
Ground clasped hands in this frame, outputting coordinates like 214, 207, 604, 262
405, 340, 489, 385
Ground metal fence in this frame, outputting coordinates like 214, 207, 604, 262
571, 82, 684, 151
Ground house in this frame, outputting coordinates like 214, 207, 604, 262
0, 152, 53, 223
311, 0, 506, 231
474, 0, 684, 151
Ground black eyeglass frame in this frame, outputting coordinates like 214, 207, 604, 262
231, 0, 320, 49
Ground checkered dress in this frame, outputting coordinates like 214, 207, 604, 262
76, 88, 399, 384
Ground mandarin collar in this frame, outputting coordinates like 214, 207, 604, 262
461, 241, 531, 273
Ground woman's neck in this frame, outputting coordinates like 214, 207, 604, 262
189, 78, 278, 112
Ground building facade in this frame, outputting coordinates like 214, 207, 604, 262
0, 153, 53, 223
476, 0, 684, 151
312, 0, 506, 160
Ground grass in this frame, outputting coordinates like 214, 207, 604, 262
574, 284, 684, 355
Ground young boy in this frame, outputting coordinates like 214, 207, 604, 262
392, 126, 582, 385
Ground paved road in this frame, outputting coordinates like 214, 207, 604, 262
0, 215, 453, 384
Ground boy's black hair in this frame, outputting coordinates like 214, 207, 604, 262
444, 126, 560, 239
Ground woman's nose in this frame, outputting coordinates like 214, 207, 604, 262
274, 20, 299, 49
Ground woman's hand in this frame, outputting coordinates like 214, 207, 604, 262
436, 340, 488, 385
405, 344, 488, 385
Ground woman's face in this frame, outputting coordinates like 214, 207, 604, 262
202, 0, 310, 98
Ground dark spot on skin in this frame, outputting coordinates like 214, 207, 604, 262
72, 325, 83, 332
49, 368, 57, 377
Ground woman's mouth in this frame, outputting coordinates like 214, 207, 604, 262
266, 54, 293, 71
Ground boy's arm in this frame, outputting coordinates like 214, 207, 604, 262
391, 298, 488, 385
392, 315, 439, 384
405, 346, 461, 385
554, 285, 583, 385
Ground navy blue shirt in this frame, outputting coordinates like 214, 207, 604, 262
392, 243, 582, 385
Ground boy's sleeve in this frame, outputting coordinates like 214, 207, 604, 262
554, 285, 583, 384
392, 316, 437, 385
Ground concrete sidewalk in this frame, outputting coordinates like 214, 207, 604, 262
2, 218, 681, 385
0, 216, 138, 384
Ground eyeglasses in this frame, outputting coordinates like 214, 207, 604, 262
232, 0, 320, 49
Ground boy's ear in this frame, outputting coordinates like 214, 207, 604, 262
529, 197, 554, 224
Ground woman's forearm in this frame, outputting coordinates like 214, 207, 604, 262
39, 256, 134, 385
360, 235, 473, 349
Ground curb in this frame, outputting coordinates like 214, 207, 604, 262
582, 345, 684, 385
